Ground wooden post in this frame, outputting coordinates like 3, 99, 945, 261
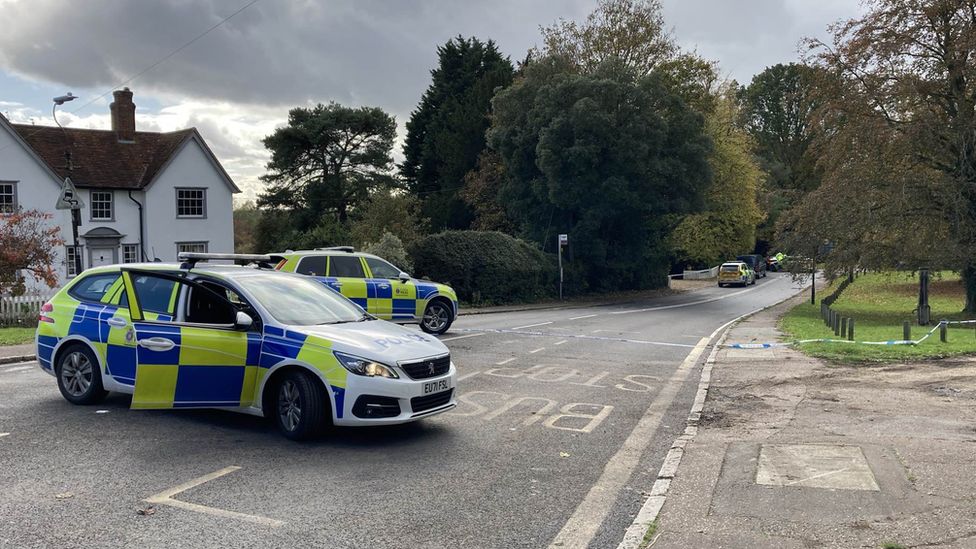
903, 321, 911, 341
833, 314, 841, 336
840, 317, 848, 339
940, 320, 947, 343
848, 319, 855, 341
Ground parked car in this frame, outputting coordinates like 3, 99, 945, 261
718, 261, 755, 287
274, 247, 458, 335
736, 254, 767, 278
35, 253, 458, 440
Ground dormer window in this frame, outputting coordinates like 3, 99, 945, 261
90, 191, 114, 220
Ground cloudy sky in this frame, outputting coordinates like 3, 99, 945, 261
0, 0, 863, 203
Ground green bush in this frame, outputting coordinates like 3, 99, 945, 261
364, 231, 413, 272
409, 231, 556, 304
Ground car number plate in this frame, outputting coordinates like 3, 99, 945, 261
423, 379, 451, 394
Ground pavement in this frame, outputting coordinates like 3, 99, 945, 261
651, 294, 976, 549
0, 273, 809, 548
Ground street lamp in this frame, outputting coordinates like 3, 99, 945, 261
52, 92, 82, 277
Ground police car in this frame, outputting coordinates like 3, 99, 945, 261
274, 247, 458, 335
34, 253, 458, 440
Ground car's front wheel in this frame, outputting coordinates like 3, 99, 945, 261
274, 370, 329, 440
55, 344, 108, 405
421, 300, 454, 335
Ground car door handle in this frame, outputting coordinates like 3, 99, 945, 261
138, 337, 175, 352
332, 282, 342, 287
107, 318, 127, 328
378, 284, 390, 289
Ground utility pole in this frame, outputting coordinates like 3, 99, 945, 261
53, 93, 83, 277
558, 234, 568, 300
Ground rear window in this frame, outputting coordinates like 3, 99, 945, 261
720, 265, 741, 273
68, 273, 121, 302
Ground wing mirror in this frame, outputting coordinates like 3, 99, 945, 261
398, 271, 411, 282
234, 311, 253, 330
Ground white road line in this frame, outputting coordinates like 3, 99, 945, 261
457, 371, 481, 381
0, 433, 9, 438
548, 337, 710, 549
609, 282, 769, 315
592, 329, 639, 335
529, 348, 545, 354
513, 321, 553, 330
1, 366, 33, 374
495, 358, 516, 365
569, 314, 597, 320
145, 466, 284, 528
440, 333, 486, 342
554, 340, 568, 346
0, 361, 35, 368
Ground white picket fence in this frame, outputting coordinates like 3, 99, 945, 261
0, 292, 54, 326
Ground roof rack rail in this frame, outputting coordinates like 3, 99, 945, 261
178, 252, 278, 270
313, 246, 355, 253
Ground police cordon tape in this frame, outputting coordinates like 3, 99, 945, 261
723, 319, 973, 349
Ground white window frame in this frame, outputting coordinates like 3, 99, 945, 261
176, 188, 207, 218
0, 181, 17, 214
65, 246, 83, 278
90, 190, 114, 221
122, 243, 140, 264
177, 241, 208, 255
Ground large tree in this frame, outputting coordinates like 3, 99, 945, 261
489, 57, 711, 291
672, 88, 765, 266
401, 36, 514, 230
259, 102, 396, 232
796, 0, 976, 311
739, 63, 821, 251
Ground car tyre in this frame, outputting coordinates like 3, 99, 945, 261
421, 300, 453, 335
55, 344, 108, 405
274, 370, 329, 441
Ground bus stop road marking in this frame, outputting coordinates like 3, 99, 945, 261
145, 466, 285, 528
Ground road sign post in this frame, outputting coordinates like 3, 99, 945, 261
558, 234, 568, 300
55, 177, 84, 276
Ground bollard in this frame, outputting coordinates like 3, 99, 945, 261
903, 321, 911, 341
848, 319, 855, 341
840, 317, 848, 339
940, 320, 947, 343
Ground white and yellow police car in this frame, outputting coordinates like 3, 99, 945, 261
274, 247, 458, 335
35, 253, 458, 440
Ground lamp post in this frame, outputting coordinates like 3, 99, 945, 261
52, 93, 82, 277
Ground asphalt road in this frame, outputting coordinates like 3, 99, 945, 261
0, 273, 808, 549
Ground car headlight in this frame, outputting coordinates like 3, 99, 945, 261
333, 351, 399, 378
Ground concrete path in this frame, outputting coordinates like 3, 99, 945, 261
651, 294, 976, 548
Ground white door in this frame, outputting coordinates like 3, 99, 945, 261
90, 248, 116, 267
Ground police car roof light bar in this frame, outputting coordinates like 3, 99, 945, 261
313, 246, 355, 253
178, 252, 276, 270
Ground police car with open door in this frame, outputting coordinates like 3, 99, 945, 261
35, 253, 458, 440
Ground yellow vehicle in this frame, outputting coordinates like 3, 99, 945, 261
718, 261, 755, 287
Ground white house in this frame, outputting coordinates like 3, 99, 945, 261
0, 88, 238, 290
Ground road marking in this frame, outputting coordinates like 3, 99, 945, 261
440, 333, 486, 342
457, 371, 481, 381
495, 358, 516, 365
548, 337, 709, 549
569, 314, 597, 320
0, 361, 35, 369
513, 321, 553, 330
609, 282, 769, 315
0, 433, 9, 438
592, 329, 639, 334
145, 466, 284, 528
554, 340, 568, 346
1, 366, 33, 374
529, 348, 545, 354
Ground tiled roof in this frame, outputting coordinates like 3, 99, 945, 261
10, 124, 194, 190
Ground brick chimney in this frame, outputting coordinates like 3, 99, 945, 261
110, 87, 136, 142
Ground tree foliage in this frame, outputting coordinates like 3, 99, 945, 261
233, 201, 262, 254
489, 57, 711, 291
794, 0, 976, 310
259, 102, 397, 230
0, 210, 63, 295
401, 36, 514, 230
364, 231, 413, 272
739, 63, 822, 249
672, 89, 765, 266
348, 191, 429, 250
459, 150, 516, 233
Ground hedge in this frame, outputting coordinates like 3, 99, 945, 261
409, 230, 556, 304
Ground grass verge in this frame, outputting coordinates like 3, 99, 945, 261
780, 271, 976, 362
0, 326, 35, 346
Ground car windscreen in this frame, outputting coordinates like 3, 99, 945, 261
234, 273, 365, 326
